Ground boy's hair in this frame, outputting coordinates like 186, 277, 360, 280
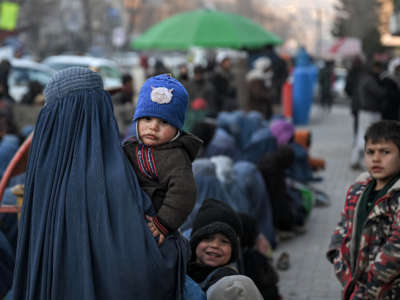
364, 120, 400, 152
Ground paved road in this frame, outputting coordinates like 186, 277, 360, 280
276, 105, 361, 300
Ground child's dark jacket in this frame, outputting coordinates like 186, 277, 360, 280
123, 131, 202, 233
327, 172, 400, 300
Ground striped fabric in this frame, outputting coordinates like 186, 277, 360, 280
136, 144, 158, 181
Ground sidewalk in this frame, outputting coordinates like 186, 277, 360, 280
276, 105, 361, 300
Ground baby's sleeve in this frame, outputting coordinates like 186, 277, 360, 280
155, 155, 197, 233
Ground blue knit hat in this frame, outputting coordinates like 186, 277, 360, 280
133, 74, 189, 130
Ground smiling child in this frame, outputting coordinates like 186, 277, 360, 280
187, 198, 243, 292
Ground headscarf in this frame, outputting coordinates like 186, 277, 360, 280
233, 161, 276, 248
239, 127, 277, 163
210, 156, 248, 213
207, 275, 264, 300
269, 118, 295, 145
180, 159, 233, 235
12, 67, 189, 300
204, 128, 239, 161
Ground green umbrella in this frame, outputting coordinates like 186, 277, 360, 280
132, 9, 283, 50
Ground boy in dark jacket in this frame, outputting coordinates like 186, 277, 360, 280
187, 198, 242, 292
327, 120, 400, 300
124, 74, 202, 244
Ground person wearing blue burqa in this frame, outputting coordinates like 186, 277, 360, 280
180, 158, 233, 237
232, 161, 277, 248
11, 67, 189, 300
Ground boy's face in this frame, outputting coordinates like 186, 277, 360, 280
365, 139, 400, 189
137, 117, 177, 146
195, 233, 232, 267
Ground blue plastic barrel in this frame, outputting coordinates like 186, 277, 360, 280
292, 48, 318, 125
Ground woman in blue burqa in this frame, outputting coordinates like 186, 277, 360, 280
11, 67, 189, 300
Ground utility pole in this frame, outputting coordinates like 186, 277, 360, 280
315, 8, 323, 58
124, 0, 142, 49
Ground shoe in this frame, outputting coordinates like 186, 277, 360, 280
276, 230, 296, 241
315, 192, 331, 207
276, 252, 290, 271
293, 224, 307, 234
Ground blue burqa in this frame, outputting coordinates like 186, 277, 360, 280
180, 159, 233, 234
0, 230, 14, 298
11, 67, 189, 300
232, 161, 276, 248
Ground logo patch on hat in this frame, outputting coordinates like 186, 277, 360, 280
150, 87, 174, 104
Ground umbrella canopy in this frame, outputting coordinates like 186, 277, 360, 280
132, 9, 283, 50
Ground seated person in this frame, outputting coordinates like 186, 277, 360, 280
239, 213, 281, 300
294, 129, 325, 172
187, 198, 243, 292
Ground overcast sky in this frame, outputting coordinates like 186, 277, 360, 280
265, 0, 338, 54
267, 0, 337, 10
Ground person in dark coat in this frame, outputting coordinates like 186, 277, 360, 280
249, 45, 289, 105
245, 68, 273, 120
211, 54, 238, 115
20, 80, 44, 105
187, 198, 243, 292
258, 145, 297, 231
123, 74, 202, 243
111, 73, 134, 105
380, 57, 400, 121
0, 59, 13, 102
345, 56, 364, 136
177, 63, 190, 87
350, 60, 385, 170
185, 65, 217, 115
318, 59, 335, 111
11, 67, 190, 300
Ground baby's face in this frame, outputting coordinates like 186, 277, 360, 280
195, 233, 232, 267
137, 117, 177, 146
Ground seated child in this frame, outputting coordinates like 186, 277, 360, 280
124, 74, 202, 244
187, 198, 243, 292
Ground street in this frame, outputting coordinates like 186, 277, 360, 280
277, 104, 359, 300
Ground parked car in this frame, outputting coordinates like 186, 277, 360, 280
8, 58, 55, 102
111, 51, 140, 74
42, 55, 122, 90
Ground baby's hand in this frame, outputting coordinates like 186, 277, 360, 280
146, 215, 165, 245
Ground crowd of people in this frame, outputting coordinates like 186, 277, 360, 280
0, 45, 331, 300
320, 55, 400, 171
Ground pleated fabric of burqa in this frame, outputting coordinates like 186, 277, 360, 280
11, 67, 189, 300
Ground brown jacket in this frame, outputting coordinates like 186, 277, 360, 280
123, 131, 202, 233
